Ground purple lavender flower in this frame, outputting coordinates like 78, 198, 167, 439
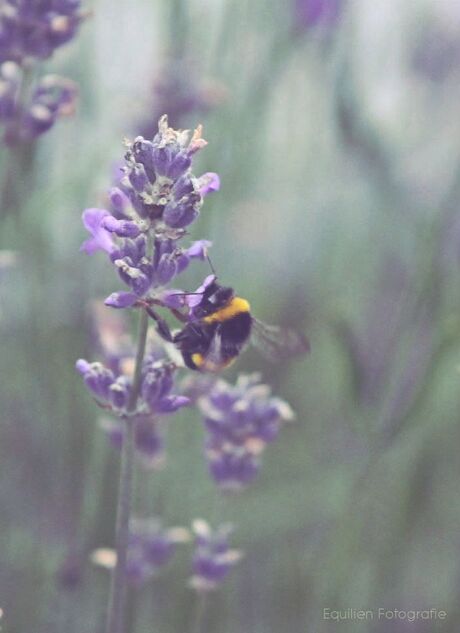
23, 74, 78, 137
77, 314, 192, 469
91, 519, 190, 586
77, 114, 303, 631
0, 62, 78, 143
0, 0, 85, 144
0, 0, 86, 63
189, 520, 242, 592
197, 374, 295, 491
76, 355, 190, 419
137, 56, 227, 138
80, 116, 217, 304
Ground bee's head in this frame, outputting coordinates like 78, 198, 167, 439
193, 282, 235, 318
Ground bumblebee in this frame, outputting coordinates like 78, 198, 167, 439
145, 277, 309, 372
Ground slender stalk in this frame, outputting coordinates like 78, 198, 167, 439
105, 309, 149, 633
191, 593, 207, 633
1, 67, 37, 222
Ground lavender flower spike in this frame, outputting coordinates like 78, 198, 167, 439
198, 373, 295, 490
80, 116, 217, 303
0, 0, 87, 63
0, 2, 86, 144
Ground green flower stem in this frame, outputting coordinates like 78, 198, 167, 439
191, 592, 207, 633
1, 67, 37, 223
105, 309, 149, 633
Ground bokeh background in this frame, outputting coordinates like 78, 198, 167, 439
2, 0, 460, 631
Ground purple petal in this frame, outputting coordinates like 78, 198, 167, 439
157, 256, 177, 286
102, 216, 141, 238
186, 274, 216, 308
156, 395, 191, 414
109, 187, 130, 216
80, 208, 115, 255
197, 173, 220, 196
104, 292, 138, 308
75, 359, 90, 375
158, 289, 188, 309
186, 240, 212, 260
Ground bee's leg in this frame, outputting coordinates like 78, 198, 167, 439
144, 306, 174, 342
146, 299, 189, 323
169, 307, 188, 323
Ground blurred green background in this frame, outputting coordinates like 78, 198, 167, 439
2, 0, 460, 631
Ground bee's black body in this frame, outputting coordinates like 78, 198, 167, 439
172, 280, 252, 371
147, 278, 309, 372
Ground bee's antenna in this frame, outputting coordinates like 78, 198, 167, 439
206, 254, 217, 278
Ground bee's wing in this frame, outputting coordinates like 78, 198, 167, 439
199, 331, 227, 373
250, 318, 310, 362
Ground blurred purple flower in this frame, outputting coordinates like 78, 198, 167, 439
0, 0, 85, 144
0, 63, 78, 143
190, 520, 242, 592
91, 518, 189, 586
197, 374, 294, 490
138, 57, 227, 139
0, 0, 87, 63
23, 74, 77, 137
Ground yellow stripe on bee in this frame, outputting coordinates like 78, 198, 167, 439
202, 297, 251, 324
191, 353, 236, 372
191, 353, 205, 367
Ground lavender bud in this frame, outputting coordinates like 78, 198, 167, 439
141, 364, 174, 409
129, 162, 150, 193
155, 395, 190, 414
163, 198, 200, 229
102, 216, 142, 239
156, 254, 178, 285
132, 138, 156, 183
172, 174, 195, 200
167, 151, 191, 180
109, 376, 130, 409
152, 145, 176, 177
109, 187, 130, 217
104, 291, 138, 309
76, 360, 115, 401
